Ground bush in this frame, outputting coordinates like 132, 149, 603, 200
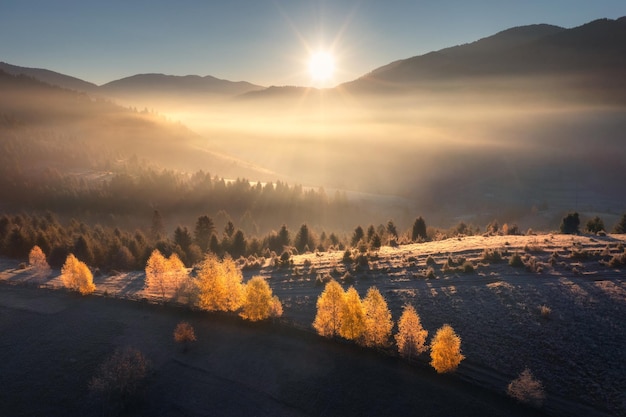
560, 212, 580, 234
173, 321, 196, 352
481, 249, 502, 263
462, 261, 474, 273
539, 305, 552, 319
507, 368, 545, 408
89, 347, 150, 409
509, 253, 524, 268
585, 216, 605, 234
426, 255, 437, 266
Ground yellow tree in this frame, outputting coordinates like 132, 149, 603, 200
167, 253, 187, 289
269, 295, 283, 319
145, 249, 168, 301
240, 276, 276, 321
195, 253, 227, 311
313, 279, 346, 337
221, 255, 245, 311
61, 253, 96, 295
173, 321, 197, 352
395, 304, 428, 360
340, 286, 366, 341
430, 324, 464, 373
28, 245, 50, 279
362, 287, 393, 348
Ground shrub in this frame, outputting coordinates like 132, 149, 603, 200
585, 216, 605, 234
89, 347, 150, 409
173, 321, 197, 352
509, 253, 524, 268
481, 248, 502, 263
426, 255, 437, 266
613, 213, 626, 233
539, 305, 552, 319
507, 368, 545, 408
560, 212, 580, 234
425, 267, 436, 279
462, 261, 474, 273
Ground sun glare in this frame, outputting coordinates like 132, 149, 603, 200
308, 51, 335, 84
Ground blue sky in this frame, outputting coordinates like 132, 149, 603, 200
1, 1, 624, 87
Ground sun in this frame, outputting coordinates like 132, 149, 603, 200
308, 51, 335, 83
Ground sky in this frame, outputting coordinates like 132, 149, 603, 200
1, 0, 624, 87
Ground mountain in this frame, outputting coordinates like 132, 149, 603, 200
0, 68, 276, 180
344, 17, 626, 94
0, 61, 99, 93
100, 73, 265, 108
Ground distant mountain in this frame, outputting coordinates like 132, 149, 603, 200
344, 17, 626, 93
0, 69, 276, 179
0, 61, 99, 93
100, 73, 264, 99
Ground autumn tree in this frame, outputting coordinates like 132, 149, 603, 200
313, 279, 346, 337
395, 304, 428, 360
28, 245, 50, 279
430, 324, 464, 373
61, 253, 95, 295
195, 253, 244, 312
240, 276, 278, 321
340, 286, 366, 341
145, 250, 188, 302
362, 287, 393, 348
269, 295, 283, 319
507, 368, 546, 408
173, 321, 197, 352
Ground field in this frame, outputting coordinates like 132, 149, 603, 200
1, 233, 625, 416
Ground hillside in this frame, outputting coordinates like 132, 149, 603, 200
345, 17, 626, 98
2, 232, 625, 416
0, 69, 275, 179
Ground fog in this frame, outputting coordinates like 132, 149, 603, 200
143, 76, 625, 228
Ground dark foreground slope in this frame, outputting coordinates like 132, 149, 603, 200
0, 284, 546, 417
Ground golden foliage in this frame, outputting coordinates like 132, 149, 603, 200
362, 287, 393, 348
28, 245, 50, 279
240, 276, 274, 321
173, 321, 197, 347
60, 253, 95, 295
395, 304, 428, 359
145, 250, 189, 302
430, 324, 464, 373
340, 286, 366, 340
269, 295, 283, 319
195, 253, 244, 312
313, 279, 345, 337
507, 368, 546, 407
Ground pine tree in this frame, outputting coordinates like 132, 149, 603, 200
412, 217, 427, 241
340, 287, 366, 341
313, 280, 346, 337
613, 213, 626, 233
430, 324, 464, 373
194, 215, 215, 252
395, 304, 428, 360
362, 287, 393, 348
